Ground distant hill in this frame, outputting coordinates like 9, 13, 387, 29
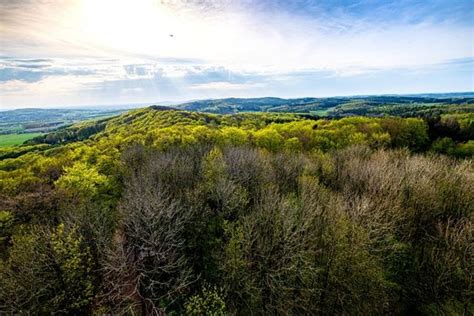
0, 108, 127, 134
175, 94, 474, 116
2, 93, 473, 136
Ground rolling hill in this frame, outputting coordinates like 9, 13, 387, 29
175, 94, 474, 116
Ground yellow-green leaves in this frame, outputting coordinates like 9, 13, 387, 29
203, 148, 227, 184
185, 284, 226, 316
253, 128, 284, 152
1, 224, 95, 314
55, 162, 108, 198
50, 224, 95, 311
220, 127, 248, 146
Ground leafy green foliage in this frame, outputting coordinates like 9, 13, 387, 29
55, 162, 109, 199
0, 224, 95, 314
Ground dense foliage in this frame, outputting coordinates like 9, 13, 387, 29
0, 108, 472, 314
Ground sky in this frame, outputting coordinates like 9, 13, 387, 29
0, 0, 473, 109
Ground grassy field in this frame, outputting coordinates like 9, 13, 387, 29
0, 133, 43, 147
309, 109, 333, 116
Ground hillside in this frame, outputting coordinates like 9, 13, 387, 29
176, 94, 474, 116
0, 108, 473, 314
1, 94, 472, 141
3, 106, 470, 157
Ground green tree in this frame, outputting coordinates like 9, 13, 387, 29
253, 128, 284, 151
185, 284, 227, 316
55, 162, 108, 199
431, 137, 456, 155
0, 224, 95, 314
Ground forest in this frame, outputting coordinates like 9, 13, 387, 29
0, 107, 473, 315
176, 94, 474, 117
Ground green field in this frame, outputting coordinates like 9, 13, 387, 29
0, 133, 43, 147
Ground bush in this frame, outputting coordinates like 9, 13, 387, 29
185, 284, 226, 316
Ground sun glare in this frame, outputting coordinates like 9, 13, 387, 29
75, 0, 248, 63
79, 0, 180, 56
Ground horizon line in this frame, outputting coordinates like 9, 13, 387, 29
2, 90, 473, 111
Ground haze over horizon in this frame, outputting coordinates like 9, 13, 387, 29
1, 0, 473, 109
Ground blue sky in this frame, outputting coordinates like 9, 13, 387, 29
0, 0, 473, 109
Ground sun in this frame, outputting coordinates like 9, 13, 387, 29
78, 0, 178, 56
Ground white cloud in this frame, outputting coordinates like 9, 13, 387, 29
0, 76, 92, 108
121, 87, 145, 94
190, 81, 265, 90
